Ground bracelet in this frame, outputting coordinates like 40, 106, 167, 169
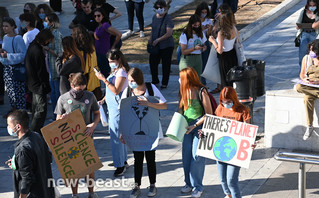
194, 123, 198, 127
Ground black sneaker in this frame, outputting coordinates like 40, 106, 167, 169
130, 185, 141, 198
147, 185, 157, 197
114, 166, 126, 177
124, 161, 129, 168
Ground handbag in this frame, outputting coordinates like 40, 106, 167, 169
306, 64, 319, 81
295, 37, 300, 47
201, 46, 221, 84
147, 14, 167, 54
234, 27, 246, 66
11, 37, 26, 81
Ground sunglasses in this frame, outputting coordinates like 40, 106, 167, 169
94, 14, 101, 18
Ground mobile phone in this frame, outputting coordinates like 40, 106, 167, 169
93, 68, 99, 73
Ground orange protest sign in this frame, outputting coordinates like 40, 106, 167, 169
41, 109, 103, 180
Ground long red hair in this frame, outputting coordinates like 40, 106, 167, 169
219, 86, 245, 111
179, 67, 204, 111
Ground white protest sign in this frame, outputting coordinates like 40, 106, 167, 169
196, 114, 258, 169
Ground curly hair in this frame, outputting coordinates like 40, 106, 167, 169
71, 24, 95, 54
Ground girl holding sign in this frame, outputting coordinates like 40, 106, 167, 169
120, 67, 167, 198
179, 67, 212, 198
215, 86, 250, 198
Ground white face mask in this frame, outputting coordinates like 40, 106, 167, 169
129, 81, 138, 89
7, 125, 18, 137
223, 102, 234, 109
156, 8, 165, 15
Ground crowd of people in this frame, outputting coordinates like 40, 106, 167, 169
0, 0, 260, 198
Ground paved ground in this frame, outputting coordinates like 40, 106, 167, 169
1, 0, 319, 198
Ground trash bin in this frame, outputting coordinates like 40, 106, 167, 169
243, 59, 266, 97
227, 65, 257, 100
239, 97, 254, 124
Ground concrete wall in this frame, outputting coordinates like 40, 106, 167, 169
265, 89, 319, 152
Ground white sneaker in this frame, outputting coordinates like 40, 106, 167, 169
181, 185, 192, 193
192, 189, 203, 198
303, 126, 314, 140
140, 31, 145, 37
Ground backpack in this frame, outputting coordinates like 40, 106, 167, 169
198, 86, 218, 115
126, 82, 154, 97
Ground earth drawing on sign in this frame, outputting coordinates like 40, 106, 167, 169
213, 136, 237, 162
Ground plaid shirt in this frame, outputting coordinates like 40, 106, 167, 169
48, 29, 63, 80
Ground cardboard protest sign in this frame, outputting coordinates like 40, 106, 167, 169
166, 112, 188, 142
196, 114, 258, 168
41, 109, 103, 180
120, 96, 159, 151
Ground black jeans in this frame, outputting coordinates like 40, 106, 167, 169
125, 0, 144, 31
133, 150, 156, 186
30, 93, 47, 134
149, 47, 174, 86
50, 0, 62, 12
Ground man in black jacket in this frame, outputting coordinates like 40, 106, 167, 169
5, 110, 55, 198
25, 29, 54, 134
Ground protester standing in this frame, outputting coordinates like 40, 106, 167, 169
214, 87, 252, 198
69, 0, 98, 33
93, 8, 122, 77
25, 29, 53, 133
95, 49, 129, 177
56, 36, 84, 95
0, 17, 27, 114
5, 110, 55, 198
296, 0, 319, 67
148, 0, 174, 89
209, 6, 238, 93
19, 13, 39, 49
44, 13, 63, 119
55, 73, 100, 198
121, 67, 167, 198
179, 14, 207, 77
124, 0, 149, 37
72, 24, 103, 100
179, 67, 212, 198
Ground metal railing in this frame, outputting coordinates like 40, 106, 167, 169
274, 151, 319, 198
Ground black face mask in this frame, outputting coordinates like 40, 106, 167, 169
24, 9, 30, 14
70, 88, 84, 100
193, 27, 201, 32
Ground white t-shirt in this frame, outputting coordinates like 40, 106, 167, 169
111, 68, 128, 92
202, 18, 213, 36
121, 84, 167, 103
23, 28, 40, 49
179, 33, 207, 54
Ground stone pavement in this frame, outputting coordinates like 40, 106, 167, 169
1, 0, 319, 197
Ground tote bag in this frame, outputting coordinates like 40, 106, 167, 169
201, 46, 221, 84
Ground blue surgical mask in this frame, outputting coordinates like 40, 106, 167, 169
201, 13, 207, 18
43, 21, 49, 29
156, 8, 165, 15
223, 102, 234, 109
129, 81, 138, 89
20, 21, 27, 29
7, 125, 18, 137
109, 62, 118, 69
310, 51, 317, 59
309, 6, 317, 12
39, 13, 46, 20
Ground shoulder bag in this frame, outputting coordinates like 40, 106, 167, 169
11, 37, 26, 81
147, 14, 167, 54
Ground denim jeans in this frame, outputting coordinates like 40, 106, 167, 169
50, 79, 60, 119
299, 31, 317, 67
30, 93, 47, 134
182, 119, 206, 192
217, 161, 241, 198
125, 0, 145, 31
